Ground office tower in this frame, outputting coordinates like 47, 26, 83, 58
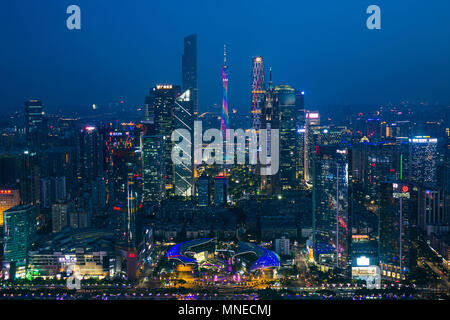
418, 187, 448, 236
408, 136, 438, 186
108, 148, 140, 256
304, 111, 320, 184
3, 204, 37, 273
147, 84, 180, 194
220, 45, 230, 136
260, 68, 280, 195
142, 134, 165, 202
25, 99, 45, 148
51, 200, 73, 233
274, 85, 297, 192
19, 150, 40, 207
0, 188, 20, 227
295, 90, 305, 129
312, 145, 350, 270
105, 130, 134, 177
379, 182, 416, 281
108, 150, 139, 205
214, 174, 227, 207
78, 126, 104, 183
197, 174, 210, 206
251, 56, 265, 131
174, 89, 194, 196
295, 91, 306, 183
182, 34, 198, 117
352, 141, 400, 203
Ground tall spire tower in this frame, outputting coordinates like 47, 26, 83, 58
221, 45, 230, 135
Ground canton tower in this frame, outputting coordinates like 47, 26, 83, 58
221, 45, 230, 136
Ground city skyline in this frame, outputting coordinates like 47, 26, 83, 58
0, 0, 448, 305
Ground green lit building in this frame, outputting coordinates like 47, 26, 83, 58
3, 204, 37, 278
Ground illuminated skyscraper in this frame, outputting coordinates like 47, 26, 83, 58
142, 135, 165, 202
304, 111, 320, 184
182, 34, 198, 117
78, 126, 103, 183
0, 188, 20, 227
3, 204, 36, 278
260, 68, 280, 195
220, 45, 230, 136
379, 182, 417, 281
251, 56, 265, 131
408, 136, 438, 186
295, 91, 306, 184
312, 145, 350, 270
274, 85, 297, 192
146, 84, 180, 193
173, 89, 194, 196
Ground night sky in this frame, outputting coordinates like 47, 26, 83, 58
1, 0, 450, 113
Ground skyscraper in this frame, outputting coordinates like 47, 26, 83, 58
304, 111, 320, 184
147, 84, 180, 194
182, 34, 198, 117
25, 99, 45, 148
214, 174, 227, 207
3, 204, 37, 276
142, 134, 165, 202
379, 182, 416, 281
251, 56, 265, 131
312, 145, 351, 270
220, 45, 230, 135
19, 150, 40, 207
274, 85, 297, 192
295, 91, 306, 184
78, 126, 104, 183
197, 174, 210, 207
260, 68, 280, 195
408, 136, 438, 186
173, 89, 194, 196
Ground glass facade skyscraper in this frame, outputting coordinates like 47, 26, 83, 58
275, 85, 297, 192
182, 34, 198, 117
3, 204, 36, 268
173, 89, 194, 197
142, 134, 165, 202
312, 145, 350, 270
146, 84, 180, 194
379, 182, 417, 280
